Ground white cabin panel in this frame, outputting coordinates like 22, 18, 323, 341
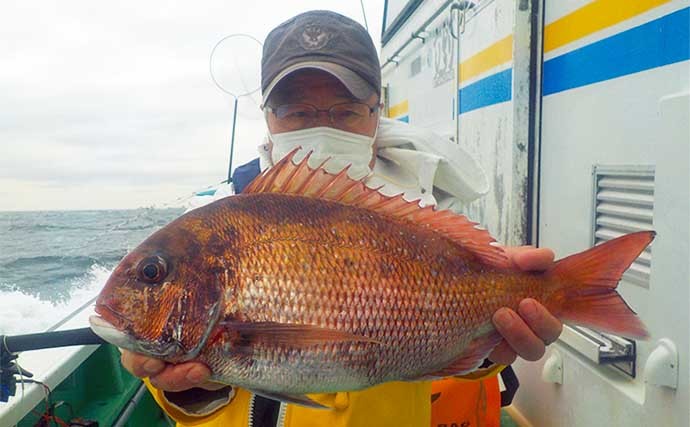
514, 1, 690, 425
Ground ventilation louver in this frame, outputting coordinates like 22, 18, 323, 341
593, 165, 654, 288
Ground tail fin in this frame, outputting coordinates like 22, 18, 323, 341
545, 231, 655, 339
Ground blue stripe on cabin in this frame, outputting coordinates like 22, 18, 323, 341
458, 68, 513, 115
543, 8, 690, 96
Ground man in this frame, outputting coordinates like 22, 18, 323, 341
121, 10, 562, 426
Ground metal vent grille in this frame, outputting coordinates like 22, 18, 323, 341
592, 165, 654, 288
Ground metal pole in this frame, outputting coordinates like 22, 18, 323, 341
1, 328, 105, 353
112, 382, 150, 427
451, 1, 474, 145
227, 96, 239, 183
455, 5, 461, 145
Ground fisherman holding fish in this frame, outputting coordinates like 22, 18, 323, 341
99, 10, 649, 427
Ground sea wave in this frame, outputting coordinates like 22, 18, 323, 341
7, 223, 103, 232
108, 223, 167, 231
0, 264, 111, 335
2, 255, 102, 269
0, 255, 121, 301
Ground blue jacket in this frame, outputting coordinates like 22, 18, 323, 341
231, 158, 261, 194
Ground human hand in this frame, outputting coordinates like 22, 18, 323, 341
120, 349, 226, 392
488, 246, 563, 365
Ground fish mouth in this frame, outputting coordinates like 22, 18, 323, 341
89, 314, 184, 359
89, 315, 140, 352
94, 303, 131, 329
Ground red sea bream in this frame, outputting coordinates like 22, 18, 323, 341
90, 151, 653, 406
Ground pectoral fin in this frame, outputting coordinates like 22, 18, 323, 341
219, 320, 380, 352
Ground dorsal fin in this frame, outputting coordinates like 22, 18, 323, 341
245, 149, 510, 268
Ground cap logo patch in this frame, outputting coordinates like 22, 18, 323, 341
299, 24, 331, 50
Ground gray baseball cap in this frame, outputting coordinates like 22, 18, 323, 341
261, 10, 381, 106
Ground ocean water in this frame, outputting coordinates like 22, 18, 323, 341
0, 208, 184, 335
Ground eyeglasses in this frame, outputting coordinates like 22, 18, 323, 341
264, 102, 379, 132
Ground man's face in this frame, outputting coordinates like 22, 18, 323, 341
265, 69, 380, 137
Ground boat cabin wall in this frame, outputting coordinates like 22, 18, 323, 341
381, 0, 533, 247
516, 1, 689, 426
382, 0, 690, 425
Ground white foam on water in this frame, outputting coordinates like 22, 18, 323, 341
0, 265, 111, 335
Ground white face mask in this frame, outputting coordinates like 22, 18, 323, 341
269, 126, 376, 180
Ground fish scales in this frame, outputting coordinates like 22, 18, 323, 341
196, 193, 532, 392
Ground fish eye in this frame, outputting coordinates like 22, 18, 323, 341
138, 256, 168, 283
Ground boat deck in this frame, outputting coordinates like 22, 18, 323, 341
14, 345, 170, 427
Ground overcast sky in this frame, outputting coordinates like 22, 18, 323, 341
0, 1, 383, 211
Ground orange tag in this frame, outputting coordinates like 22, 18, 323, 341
430, 377, 500, 427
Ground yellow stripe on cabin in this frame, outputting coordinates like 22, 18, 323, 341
458, 35, 513, 84
388, 100, 409, 118
454, 0, 670, 84
544, 0, 672, 53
